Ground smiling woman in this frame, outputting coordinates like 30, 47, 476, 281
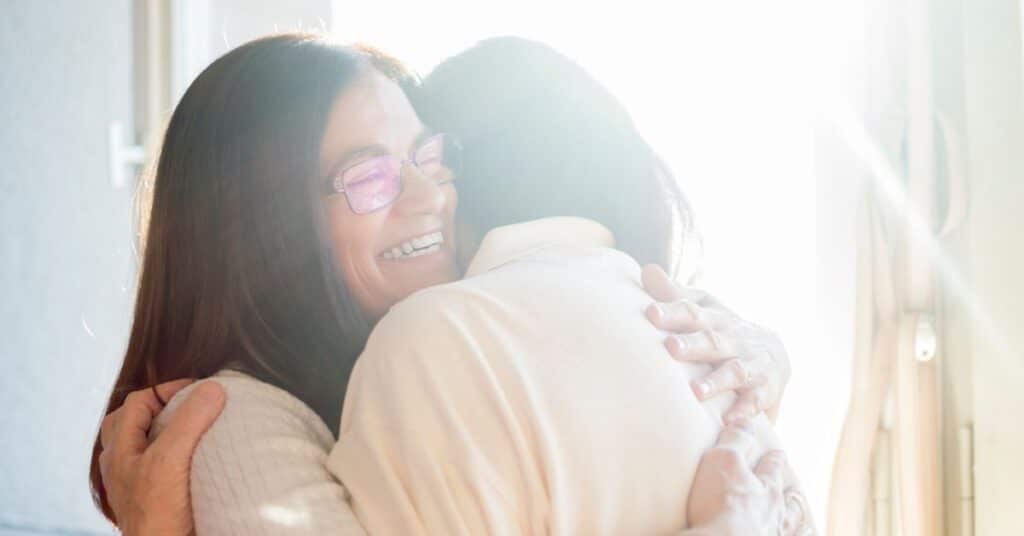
318, 73, 460, 319
88, 34, 427, 521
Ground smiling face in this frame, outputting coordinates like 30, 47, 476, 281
320, 72, 459, 319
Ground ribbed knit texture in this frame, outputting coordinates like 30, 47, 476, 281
152, 370, 367, 535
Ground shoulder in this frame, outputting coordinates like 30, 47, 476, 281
152, 370, 334, 451
370, 281, 480, 342
154, 371, 367, 534
351, 282, 493, 396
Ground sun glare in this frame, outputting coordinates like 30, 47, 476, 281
331, 0, 857, 523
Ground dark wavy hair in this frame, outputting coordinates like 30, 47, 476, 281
88, 33, 414, 522
415, 36, 692, 275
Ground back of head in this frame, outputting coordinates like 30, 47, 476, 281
416, 37, 690, 273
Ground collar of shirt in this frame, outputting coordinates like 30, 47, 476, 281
464, 217, 616, 278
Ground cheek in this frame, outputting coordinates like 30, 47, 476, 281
324, 202, 384, 285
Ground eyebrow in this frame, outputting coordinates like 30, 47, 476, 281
325, 126, 434, 179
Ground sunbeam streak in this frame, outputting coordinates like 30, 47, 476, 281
826, 102, 1021, 382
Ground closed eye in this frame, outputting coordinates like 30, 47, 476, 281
345, 170, 387, 190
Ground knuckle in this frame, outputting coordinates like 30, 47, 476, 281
101, 421, 114, 441
102, 408, 120, 426
100, 424, 115, 447
124, 390, 144, 407
98, 450, 112, 477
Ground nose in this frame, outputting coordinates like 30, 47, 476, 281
392, 161, 447, 216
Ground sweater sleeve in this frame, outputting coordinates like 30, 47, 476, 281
151, 371, 367, 536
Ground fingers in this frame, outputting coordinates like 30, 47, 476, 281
694, 420, 761, 495
691, 358, 759, 401
641, 264, 708, 304
646, 300, 733, 333
97, 448, 113, 487
148, 382, 225, 468
641, 264, 683, 302
757, 451, 810, 535
109, 379, 195, 453
100, 407, 122, 451
664, 329, 741, 363
713, 419, 759, 462
753, 450, 787, 496
112, 392, 167, 455
153, 378, 199, 406
754, 450, 789, 531
782, 488, 812, 536
724, 386, 775, 424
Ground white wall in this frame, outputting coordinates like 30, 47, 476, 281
0, 2, 135, 534
171, 0, 332, 102
0, 2, 336, 534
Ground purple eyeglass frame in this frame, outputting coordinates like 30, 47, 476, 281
323, 133, 460, 214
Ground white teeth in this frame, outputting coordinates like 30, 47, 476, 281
381, 232, 446, 260
405, 244, 441, 258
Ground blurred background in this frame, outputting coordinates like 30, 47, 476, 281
1, 1, 1020, 534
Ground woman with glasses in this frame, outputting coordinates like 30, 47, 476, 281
91, 34, 806, 534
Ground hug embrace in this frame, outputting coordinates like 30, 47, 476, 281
90, 34, 813, 535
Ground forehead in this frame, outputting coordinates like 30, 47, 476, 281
318, 72, 423, 173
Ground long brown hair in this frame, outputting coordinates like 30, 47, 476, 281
88, 34, 408, 521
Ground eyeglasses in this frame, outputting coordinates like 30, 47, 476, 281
324, 133, 462, 214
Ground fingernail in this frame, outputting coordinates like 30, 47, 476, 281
665, 335, 686, 356
646, 303, 664, 324
692, 380, 710, 399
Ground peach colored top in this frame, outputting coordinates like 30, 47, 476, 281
327, 218, 773, 535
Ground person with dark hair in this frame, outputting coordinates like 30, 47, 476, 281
93, 34, 804, 535
415, 36, 691, 274
325, 36, 804, 535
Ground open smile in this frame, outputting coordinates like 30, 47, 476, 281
379, 231, 445, 260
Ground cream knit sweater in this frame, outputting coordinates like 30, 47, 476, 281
152, 370, 367, 535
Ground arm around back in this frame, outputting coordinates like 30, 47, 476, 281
152, 370, 367, 536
